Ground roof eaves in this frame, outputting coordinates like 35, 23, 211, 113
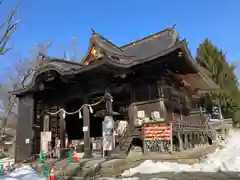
180, 41, 220, 90
11, 42, 187, 96
91, 29, 123, 51
10, 87, 34, 96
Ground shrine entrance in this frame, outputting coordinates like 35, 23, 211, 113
65, 99, 84, 140
64, 97, 104, 141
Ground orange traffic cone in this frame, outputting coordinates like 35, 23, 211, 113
32, 156, 35, 164
4, 165, 9, 173
73, 149, 79, 162
50, 168, 54, 180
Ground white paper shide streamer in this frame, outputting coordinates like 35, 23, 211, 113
79, 110, 82, 119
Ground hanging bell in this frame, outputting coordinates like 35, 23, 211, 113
79, 110, 82, 119
89, 106, 93, 114
62, 110, 66, 119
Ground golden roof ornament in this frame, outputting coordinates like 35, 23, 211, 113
91, 47, 98, 57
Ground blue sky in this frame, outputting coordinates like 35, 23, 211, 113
0, 0, 239, 80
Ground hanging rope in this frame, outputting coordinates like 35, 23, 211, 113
45, 96, 104, 116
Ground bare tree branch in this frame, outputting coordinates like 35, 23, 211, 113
0, 0, 20, 55
0, 55, 38, 135
0, 0, 4, 6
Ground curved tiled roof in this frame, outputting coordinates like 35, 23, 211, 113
81, 25, 178, 63
121, 25, 178, 60
21, 58, 85, 88
89, 25, 179, 61
90, 31, 135, 59
11, 25, 219, 95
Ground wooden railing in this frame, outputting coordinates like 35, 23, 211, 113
172, 111, 207, 131
117, 124, 144, 151
132, 126, 143, 136
162, 86, 190, 108
118, 125, 129, 149
172, 121, 206, 132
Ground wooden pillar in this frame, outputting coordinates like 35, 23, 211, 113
192, 133, 195, 148
128, 85, 137, 135
105, 90, 113, 115
83, 104, 91, 158
184, 132, 188, 149
195, 133, 198, 147
192, 133, 196, 148
197, 133, 201, 146
197, 133, 200, 146
203, 133, 207, 144
15, 95, 34, 163
177, 132, 183, 151
202, 134, 205, 145
128, 104, 137, 135
203, 133, 206, 144
59, 110, 66, 149
189, 133, 192, 148
200, 133, 204, 146
195, 133, 199, 147
41, 113, 50, 153
205, 133, 208, 144
43, 114, 50, 131
103, 90, 114, 157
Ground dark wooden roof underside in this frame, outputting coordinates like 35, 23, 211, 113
12, 25, 219, 96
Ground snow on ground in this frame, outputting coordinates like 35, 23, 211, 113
3, 165, 47, 180
99, 178, 141, 180
122, 130, 240, 177
99, 177, 169, 180
4, 130, 240, 180
0, 157, 14, 167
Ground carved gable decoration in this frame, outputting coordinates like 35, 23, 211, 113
91, 47, 98, 57
83, 44, 103, 65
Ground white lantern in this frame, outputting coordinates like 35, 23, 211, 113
137, 110, 145, 119
104, 116, 114, 129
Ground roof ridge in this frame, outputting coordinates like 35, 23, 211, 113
91, 28, 123, 51
44, 56, 85, 66
120, 24, 176, 50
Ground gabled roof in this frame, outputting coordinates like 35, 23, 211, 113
121, 25, 179, 59
91, 29, 123, 54
82, 29, 135, 65
11, 25, 219, 96
82, 25, 179, 64
20, 58, 85, 88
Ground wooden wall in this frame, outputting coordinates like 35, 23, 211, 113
15, 95, 34, 163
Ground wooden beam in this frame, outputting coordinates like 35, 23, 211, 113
83, 97, 92, 158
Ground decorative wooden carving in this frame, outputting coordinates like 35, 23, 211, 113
83, 34, 106, 65
83, 45, 104, 65
90, 47, 98, 57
